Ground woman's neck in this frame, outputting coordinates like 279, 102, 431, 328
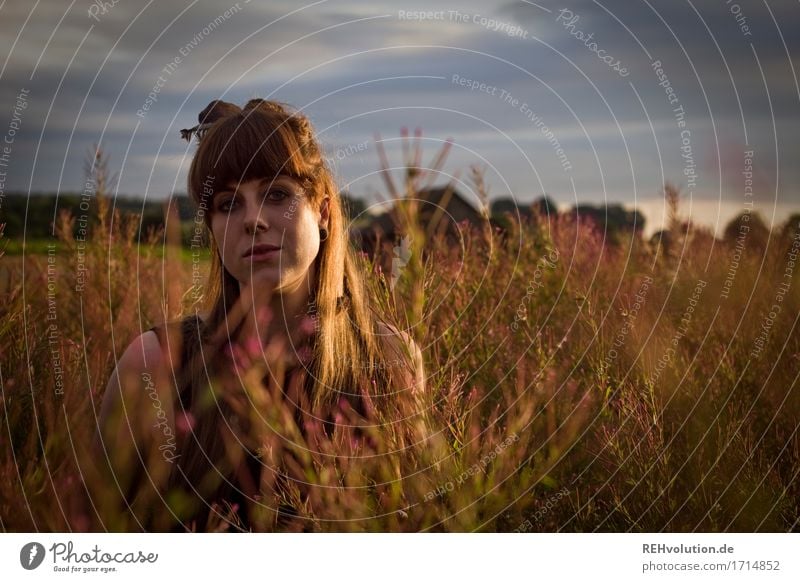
238, 267, 316, 351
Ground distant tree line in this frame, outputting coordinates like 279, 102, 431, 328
489, 195, 799, 249
490, 195, 645, 245
0, 191, 368, 246
3, 190, 797, 251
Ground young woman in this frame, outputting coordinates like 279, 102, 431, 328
93, 98, 425, 532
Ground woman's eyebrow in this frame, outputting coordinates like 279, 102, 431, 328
216, 184, 237, 195
264, 175, 294, 187
217, 176, 292, 194
266, 176, 306, 194
216, 178, 265, 194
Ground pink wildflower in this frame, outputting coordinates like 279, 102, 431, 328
296, 345, 313, 365
299, 316, 316, 336
244, 335, 262, 358
176, 411, 197, 435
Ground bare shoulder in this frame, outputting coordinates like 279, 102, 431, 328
375, 321, 413, 353
96, 331, 165, 438
93, 330, 172, 501
116, 330, 164, 379
375, 320, 425, 395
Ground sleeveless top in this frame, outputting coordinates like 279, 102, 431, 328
147, 314, 317, 532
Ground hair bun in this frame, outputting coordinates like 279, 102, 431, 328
241, 99, 314, 144
198, 99, 241, 124
242, 98, 286, 115
180, 100, 241, 142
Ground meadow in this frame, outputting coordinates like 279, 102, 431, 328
1, 150, 798, 532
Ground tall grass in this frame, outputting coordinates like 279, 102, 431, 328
1, 142, 797, 532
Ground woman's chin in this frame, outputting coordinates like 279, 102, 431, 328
242, 266, 282, 287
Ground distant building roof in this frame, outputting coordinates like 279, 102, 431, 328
359, 186, 481, 240
415, 186, 480, 224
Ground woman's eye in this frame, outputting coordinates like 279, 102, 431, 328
265, 189, 290, 202
217, 197, 237, 211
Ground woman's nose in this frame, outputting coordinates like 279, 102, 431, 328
243, 204, 269, 235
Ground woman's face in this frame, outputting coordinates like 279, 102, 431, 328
209, 175, 329, 293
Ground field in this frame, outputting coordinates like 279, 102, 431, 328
1, 169, 798, 533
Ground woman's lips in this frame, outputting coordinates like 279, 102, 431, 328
247, 248, 280, 261
243, 243, 282, 261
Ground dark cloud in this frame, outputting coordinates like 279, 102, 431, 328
0, 0, 797, 235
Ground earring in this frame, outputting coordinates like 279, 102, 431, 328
319, 227, 329, 242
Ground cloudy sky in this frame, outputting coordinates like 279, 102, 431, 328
1, 0, 798, 235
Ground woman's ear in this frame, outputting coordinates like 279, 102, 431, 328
319, 197, 330, 229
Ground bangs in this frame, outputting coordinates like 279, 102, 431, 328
188, 111, 316, 204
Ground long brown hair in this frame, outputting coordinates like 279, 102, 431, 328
165, 98, 414, 528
